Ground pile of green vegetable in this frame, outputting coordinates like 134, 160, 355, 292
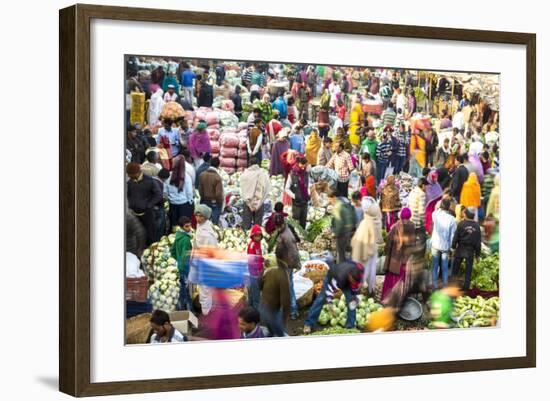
470, 253, 499, 291
305, 215, 331, 242
452, 296, 499, 328
317, 295, 384, 329
310, 327, 360, 336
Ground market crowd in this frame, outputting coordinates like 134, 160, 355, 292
124, 57, 500, 342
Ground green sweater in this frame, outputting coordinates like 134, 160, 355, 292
361, 138, 379, 162
171, 230, 193, 276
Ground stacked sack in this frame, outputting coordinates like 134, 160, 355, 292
220, 130, 240, 174
236, 129, 249, 171
208, 128, 221, 159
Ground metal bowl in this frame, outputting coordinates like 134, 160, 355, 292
398, 297, 423, 321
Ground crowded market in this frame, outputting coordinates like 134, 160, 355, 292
124, 57, 500, 343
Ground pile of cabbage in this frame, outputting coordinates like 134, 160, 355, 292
141, 234, 180, 312
268, 175, 285, 205
217, 227, 269, 253
318, 295, 384, 329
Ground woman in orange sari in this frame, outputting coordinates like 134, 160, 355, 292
460, 172, 481, 221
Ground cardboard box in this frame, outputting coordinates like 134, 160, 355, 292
169, 311, 199, 335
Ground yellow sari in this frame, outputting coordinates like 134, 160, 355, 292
305, 131, 322, 166
349, 102, 364, 146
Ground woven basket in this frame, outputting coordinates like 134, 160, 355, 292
303, 269, 327, 285
125, 313, 152, 344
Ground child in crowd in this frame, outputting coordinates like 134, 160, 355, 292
238, 306, 268, 339
171, 216, 194, 311
351, 191, 364, 224
247, 225, 265, 310
264, 202, 288, 235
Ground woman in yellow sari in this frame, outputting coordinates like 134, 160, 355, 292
305, 129, 322, 166
348, 102, 364, 147
408, 130, 427, 177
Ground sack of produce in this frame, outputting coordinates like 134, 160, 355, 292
238, 122, 248, 131
294, 274, 314, 308
301, 260, 329, 284
221, 147, 238, 158
221, 99, 235, 111
220, 133, 239, 148
237, 149, 248, 160
220, 157, 237, 168
221, 127, 237, 134
207, 128, 220, 141
222, 167, 236, 175
210, 140, 220, 154
206, 111, 220, 126
130, 92, 145, 126
236, 158, 248, 168
160, 101, 185, 121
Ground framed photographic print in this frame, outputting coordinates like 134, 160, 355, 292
59, 3, 536, 397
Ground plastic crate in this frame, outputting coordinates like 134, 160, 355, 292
125, 276, 149, 302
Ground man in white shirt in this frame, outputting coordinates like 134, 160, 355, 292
431, 198, 457, 289
452, 107, 465, 133
148, 310, 187, 343
163, 84, 178, 102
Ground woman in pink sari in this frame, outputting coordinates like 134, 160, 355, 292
424, 170, 444, 234
381, 208, 416, 304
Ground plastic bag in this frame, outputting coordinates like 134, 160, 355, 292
293, 274, 314, 300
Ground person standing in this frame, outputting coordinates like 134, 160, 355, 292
408, 178, 427, 231
430, 198, 457, 289
360, 129, 379, 163
194, 153, 211, 190
269, 128, 290, 176
285, 156, 310, 229
259, 246, 291, 336
317, 137, 333, 166
326, 143, 355, 198
305, 128, 322, 166
127, 125, 146, 164
171, 216, 194, 311
451, 207, 482, 291
303, 261, 364, 334
192, 204, 219, 316
180, 63, 196, 104
240, 157, 272, 230
231, 85, 243, 120
375, 127, 393, 183
380, 175, 402, 231
450, 154, 470, 201
393, 123, 409, 174
126, 162, 163, 246
460, 172, 482, 221
352, 197, 383, 296
141, 150, 161, 177
274, 215, 301, 320
381, 103, 397, 127
435, 138, 451, 168
328, 190, 357, 263
198, 157, 224, 225
247, 225, 265, 310
348, 102, 364, 147
164, 155, 194, 230
247, 118, 264, 164
288, 123, 305, 154
272, 91, 288, 120
265, 109, 283, 145
157, 119, 181, 158
163, 84, 178, 102
188, 120, 212, 168
381, 207, 416, 303
316, 105, 331, 139
409, 130, 427, 178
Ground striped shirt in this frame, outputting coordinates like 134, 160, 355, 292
381, 109, 397, 127
376, 140, 392, 164
396, 131, 409, 157
326, 151, 354, 182
408, 186, 426, 229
